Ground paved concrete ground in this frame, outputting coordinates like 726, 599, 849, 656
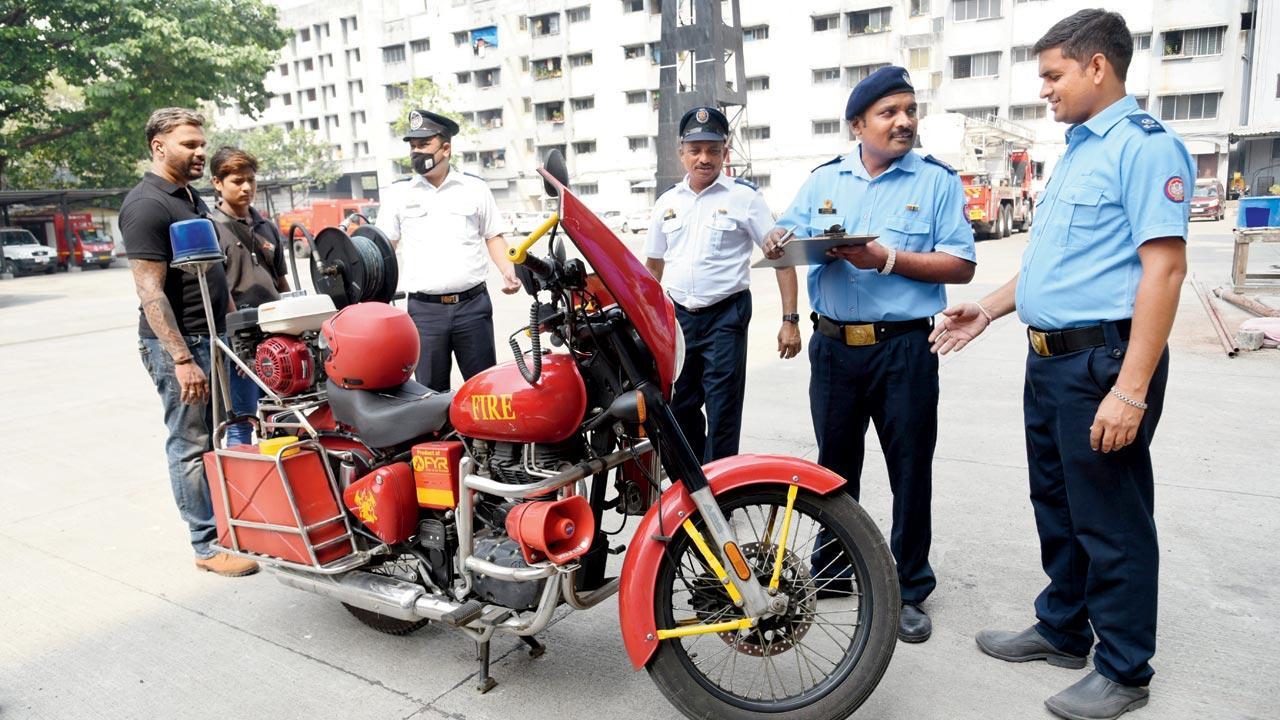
1, 215, 1276, 720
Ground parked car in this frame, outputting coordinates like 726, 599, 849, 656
0, 227, 56, 276
599, 210, 626, 233
1190, 179, 1226, 221
621, 208, 653, 234
509, 211, 556, 236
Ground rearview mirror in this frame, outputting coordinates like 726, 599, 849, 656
542, 149, 568, 197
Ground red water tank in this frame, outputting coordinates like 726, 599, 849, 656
322, 302, 418, 390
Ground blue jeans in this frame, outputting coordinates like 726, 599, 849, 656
226, 362, 261, 447
139, 336, 218, 558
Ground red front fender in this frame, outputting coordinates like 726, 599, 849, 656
617, 454, 846, 669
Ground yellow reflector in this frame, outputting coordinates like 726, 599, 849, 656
635, 391, 647, 423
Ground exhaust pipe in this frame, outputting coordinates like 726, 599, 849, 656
273, 567, 472, 623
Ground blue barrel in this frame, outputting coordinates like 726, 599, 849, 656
1237, 197, 1280, 228
169, 218, 222, 262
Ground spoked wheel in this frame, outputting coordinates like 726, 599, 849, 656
648, 488, 899, 720
342, 554, 431, 636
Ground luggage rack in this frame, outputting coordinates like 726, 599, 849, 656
207, 437, 378, 575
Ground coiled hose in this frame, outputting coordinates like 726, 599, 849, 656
511, 302, 543, 384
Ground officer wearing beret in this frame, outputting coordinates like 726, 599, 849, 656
644, 106, 801, 463
765, 66, 976, 643
930, 11, 1192, 719
377, 109, 520, 391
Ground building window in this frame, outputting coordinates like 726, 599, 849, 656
569, 52, 593, 67
812, 67, 841, 85
628, 136, 650, 151
322, 84, 336, 99
278, 63, 289, 76
622, 0, 644, 12
354, 141, 368, 157
299, 27, 311, 42
647, 42, 662, 64
476, 68, 500, 88
952, 106, 998, 120
577, 182, 599, 195
848, 7, 891, 35
1011, 46, 1034, 63
573, 140, 597, 154
461, 151, 478, 163
1159, 92, 1220, 121
302, 58, 314, 71
285, 121, 295, 132
305, 88, 317, 101
456, 71, 472, 84
911, 0, 931, 16
350, 110, 366, 126
1009, 104, 1046, 120
385, 84, 405, 100
909, 48, 930, 70
747, 76, 770, 91
533, 57, 563, 80
846, 64, 888, 87
1132, 33, 1151, 52
952, 51, 1000, 79
480, 149, 506, 168
953, 0, 1001, 22
571, 96, 595, 111
745, 126, 771, 141
567, 6, 590, 22
346, 48, 361, 65
477, 108, 503, 129
623, 44, 645, 59
282, 94, 292, 106
625, 90, 647, 104
745, 174, 771, 188
1272, 138, 1280, 159
812, 14, 839, 32
305, 118, 319, 131
743, 25, 769, 41
410, 38, 430, 53
1135, 96, 1148, 110
1163, 27, 1225, 58
531, 12, 560, 37
535, 101, 565, 123
453, 31, 469, 46
812, 119, 842, 135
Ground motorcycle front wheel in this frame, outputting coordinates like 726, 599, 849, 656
647, 488, 899, 720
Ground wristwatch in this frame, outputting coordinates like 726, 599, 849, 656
782, 313, 800, 324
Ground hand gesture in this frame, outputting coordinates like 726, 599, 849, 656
827, 241, 889, 271
778, 322, 802, 359
175, 361, 210, 405
762, 228, 789, 260
928, 302, 991, 354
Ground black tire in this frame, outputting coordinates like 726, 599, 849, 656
100, 262, 112, 269
647, 488, 899, 720
342, 603, 430, 635
1, 259, 15, 276
1000, 206, 1012, 237
45, 264, 57, 274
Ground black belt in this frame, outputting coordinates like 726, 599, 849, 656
1027, 319, 1131, 357
674, 289, 748, 315
813, 313, 933, 347
409, 283, 485, 304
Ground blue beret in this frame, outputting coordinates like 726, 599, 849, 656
679, 106, 728, 142
845, 66, 915, 121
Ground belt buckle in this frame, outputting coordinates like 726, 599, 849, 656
843, 323, 877, 347
1029, 329, 1051, 357
440, 294, 460, 304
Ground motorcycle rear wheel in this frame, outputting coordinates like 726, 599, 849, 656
341, 555, 430, 636
647, 488, 898, 720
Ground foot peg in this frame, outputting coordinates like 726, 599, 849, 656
443, 599, 485, 628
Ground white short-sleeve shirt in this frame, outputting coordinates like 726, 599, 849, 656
377, 169, 511, 294
643, 173, 773, 309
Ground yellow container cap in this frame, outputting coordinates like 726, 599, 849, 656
259, 436, 302, 458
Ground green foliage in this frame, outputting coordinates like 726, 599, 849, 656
0, 0, 289, 188
387, 78, 472, 154
205, 123, 340, 188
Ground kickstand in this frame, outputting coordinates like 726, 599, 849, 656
475, 640, 497, 694
520, 635, 545, 658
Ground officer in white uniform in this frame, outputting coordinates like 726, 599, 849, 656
644, 106, 801, 463
377, 109, 520, 391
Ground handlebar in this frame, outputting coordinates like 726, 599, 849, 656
508, 213, 560, 264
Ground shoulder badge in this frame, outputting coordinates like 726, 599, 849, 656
733, 177, 758, 191
923, 154, 957, 174
1163, 176, 1185, 203
811, 155, 843, 173
1128, 113, 1165, 134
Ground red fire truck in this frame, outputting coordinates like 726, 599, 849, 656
277, 198, 378, 257
12, 212, 116, 270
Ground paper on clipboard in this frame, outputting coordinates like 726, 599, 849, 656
752, 233, 879, 268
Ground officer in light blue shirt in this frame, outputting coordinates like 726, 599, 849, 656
930, 11, 1192, 720
766, 66, 976, 644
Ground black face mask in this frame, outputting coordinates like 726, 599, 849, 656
412, 150, 438, 176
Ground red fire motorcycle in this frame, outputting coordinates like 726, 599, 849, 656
197, 151, 899, 719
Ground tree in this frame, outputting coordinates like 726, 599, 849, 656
204, 123, 340, 188
387, 78, 472, 150
0, 0, 289, 188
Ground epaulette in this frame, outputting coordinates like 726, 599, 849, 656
811, 155, 843, 173
657, 184, 677, 197
462, 170, 484, 180
1127, 113, 1164, 134
733, 177, 758, 191
923, 154, 957, 174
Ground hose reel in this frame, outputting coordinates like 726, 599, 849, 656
309, 223, 399, 308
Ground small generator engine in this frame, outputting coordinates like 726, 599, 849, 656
224, 293, 338, 398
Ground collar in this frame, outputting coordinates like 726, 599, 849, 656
1069, 95, 1139, 142
143, 171, 188, 197
679, 172, 733, 196
840, 146, 919, 180
216, 204, 252, 224
409, 166, 459, 190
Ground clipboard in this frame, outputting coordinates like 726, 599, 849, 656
752, 233, 879, 268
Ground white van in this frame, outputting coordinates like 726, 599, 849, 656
0, 227, 55, 276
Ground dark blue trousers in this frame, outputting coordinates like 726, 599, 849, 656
407, 291, 497, 392
1024, 324, 1167, 687
671, 290, 751, 463
810, 327, 938, 605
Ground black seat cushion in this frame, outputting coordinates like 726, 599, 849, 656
325, 379, 453, 448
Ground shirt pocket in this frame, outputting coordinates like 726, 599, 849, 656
882, 214, 933, 252
660, 216, 684, 235
1054, 183, 1105, 248
706, 214, 740, 253
446, 202, 480, 238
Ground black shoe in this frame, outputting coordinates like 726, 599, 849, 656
975, 626, 1087, 669
898, 603, 931, 643
1045, 671, 1149, 720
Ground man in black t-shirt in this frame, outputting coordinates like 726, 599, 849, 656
120, 107, 257, 577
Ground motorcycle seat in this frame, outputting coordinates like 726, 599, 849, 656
325, 379, 453, 448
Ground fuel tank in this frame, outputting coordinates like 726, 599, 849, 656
450, 354, 587, 444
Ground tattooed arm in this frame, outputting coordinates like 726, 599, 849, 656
131, 259, 209, 404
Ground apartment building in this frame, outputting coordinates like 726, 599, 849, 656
220, 0, 1262, 213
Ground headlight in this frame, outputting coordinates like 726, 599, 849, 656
672, 316, 686, 379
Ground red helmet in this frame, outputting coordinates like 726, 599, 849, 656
322, 302, 419, 390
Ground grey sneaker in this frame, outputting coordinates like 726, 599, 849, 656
975, 626, 1087, 669
1045, 670, 1149, 720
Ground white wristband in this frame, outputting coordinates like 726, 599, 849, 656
878, 246, 897, 276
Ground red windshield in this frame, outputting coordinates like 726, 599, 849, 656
537, 169, 678, 397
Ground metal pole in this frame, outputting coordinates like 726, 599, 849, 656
193, 264, 231, 435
